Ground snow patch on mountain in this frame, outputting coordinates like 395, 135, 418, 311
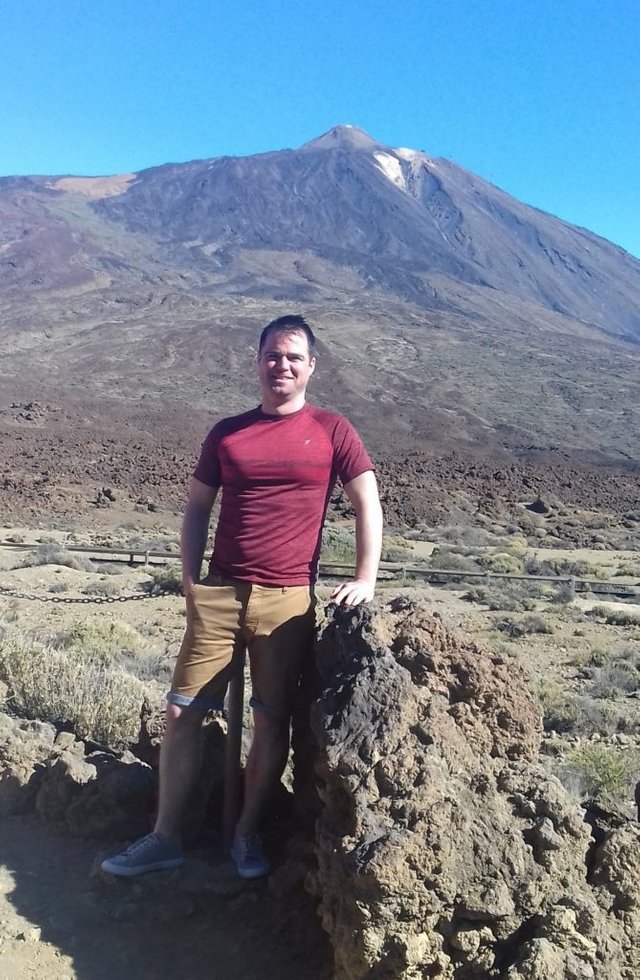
373, 152, 407, 191
395, 147, 422, 162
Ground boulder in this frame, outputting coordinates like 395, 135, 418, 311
0, 713, 58, 815
308, 598, 638, 979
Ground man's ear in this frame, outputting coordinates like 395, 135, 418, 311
309, 356, 316, 375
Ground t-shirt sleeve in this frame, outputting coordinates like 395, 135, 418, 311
193, 425, 223, 487
331, 417, 374, 485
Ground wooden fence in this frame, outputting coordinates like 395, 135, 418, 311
1, 542, 638, 599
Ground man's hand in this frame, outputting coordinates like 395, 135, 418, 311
330, 577, 376, 606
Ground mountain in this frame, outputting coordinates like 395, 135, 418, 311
1, 125, 639, 514
91, 124, 640, 342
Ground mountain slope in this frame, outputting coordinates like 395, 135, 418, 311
0, 125, 639, 472
90, 125, 640, 340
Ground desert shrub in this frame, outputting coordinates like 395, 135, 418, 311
560, 745, 640, 800
464, 585, 524, 612
542, 688, 632, 737
48, 581, 69, 594
606, 608, 640, 626
22, 543, 95, 573
83, 579, 120, 597
431, 525, 499, 548
536, 680, 580, 733
587, 605, 640, 627
53, 619, 147, 659
383, 549, 415, 562
502, 535, 528, 556
586, 646, 640, 699
428, 548, 481, 572
478, 552, 524, 575
98, 562, 127, 576
552, 581, 576, 605
569, 646, 610, 668
321, 526, 356, 563
380, 535, 415, 562
613, 561, 640, 577
0, 631, 146, 748
524, 556, 608, 580
463, 585, 491, 606
464, 578, 547, 612
144, 563, 183, 595
590, 664, 639, 699
494, 614, 554, 638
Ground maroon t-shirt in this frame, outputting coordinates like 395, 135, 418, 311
193, 403, 373, 586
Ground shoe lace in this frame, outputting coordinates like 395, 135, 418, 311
126, 833, 159, 857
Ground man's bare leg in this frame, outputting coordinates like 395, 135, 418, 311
154, 703, 206, 840
234, 709, 289, 838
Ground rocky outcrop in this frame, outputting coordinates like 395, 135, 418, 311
0, 711, 156, 837
0, 706, 227, 842
308, 598, 639, 979
0, 714, 58, 815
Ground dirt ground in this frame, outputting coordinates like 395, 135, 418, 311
0, 813, 331, 980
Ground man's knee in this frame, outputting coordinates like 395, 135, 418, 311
252, 704, 290, 742
165, 701, 207, 732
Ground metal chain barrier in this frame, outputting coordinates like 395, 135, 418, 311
0, 585, 180, 604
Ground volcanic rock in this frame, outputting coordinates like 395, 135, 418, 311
308, 598, 639, 978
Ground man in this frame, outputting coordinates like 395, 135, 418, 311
102, 314, 382, 879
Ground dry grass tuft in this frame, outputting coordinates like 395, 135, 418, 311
0, 629, 147, 748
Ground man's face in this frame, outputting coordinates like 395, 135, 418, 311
258, 329, 315, 404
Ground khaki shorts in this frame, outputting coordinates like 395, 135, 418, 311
168, 575, 316, 718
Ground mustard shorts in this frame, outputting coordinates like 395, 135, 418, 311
168, 575, 316, 718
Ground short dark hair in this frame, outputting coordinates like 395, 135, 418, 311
258, 314, 316, 354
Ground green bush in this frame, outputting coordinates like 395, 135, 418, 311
562, 744, 640, 799
478, 552, 524, 575
53, 619, 147, 659
536, 680, 580, 733
321, 526, 356, 563
144, 563, 183, 595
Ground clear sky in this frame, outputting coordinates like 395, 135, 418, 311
1, 0, 638, 257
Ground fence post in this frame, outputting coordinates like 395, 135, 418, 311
223, 650, 246, 847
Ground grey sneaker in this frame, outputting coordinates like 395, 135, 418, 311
230, 834, 271, 879
101, 833, 183, 877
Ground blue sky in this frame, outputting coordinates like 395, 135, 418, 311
1, 0, 638, 257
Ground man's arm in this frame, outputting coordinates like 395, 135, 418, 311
181, 477, 219, 593
330, 470, 383, 606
